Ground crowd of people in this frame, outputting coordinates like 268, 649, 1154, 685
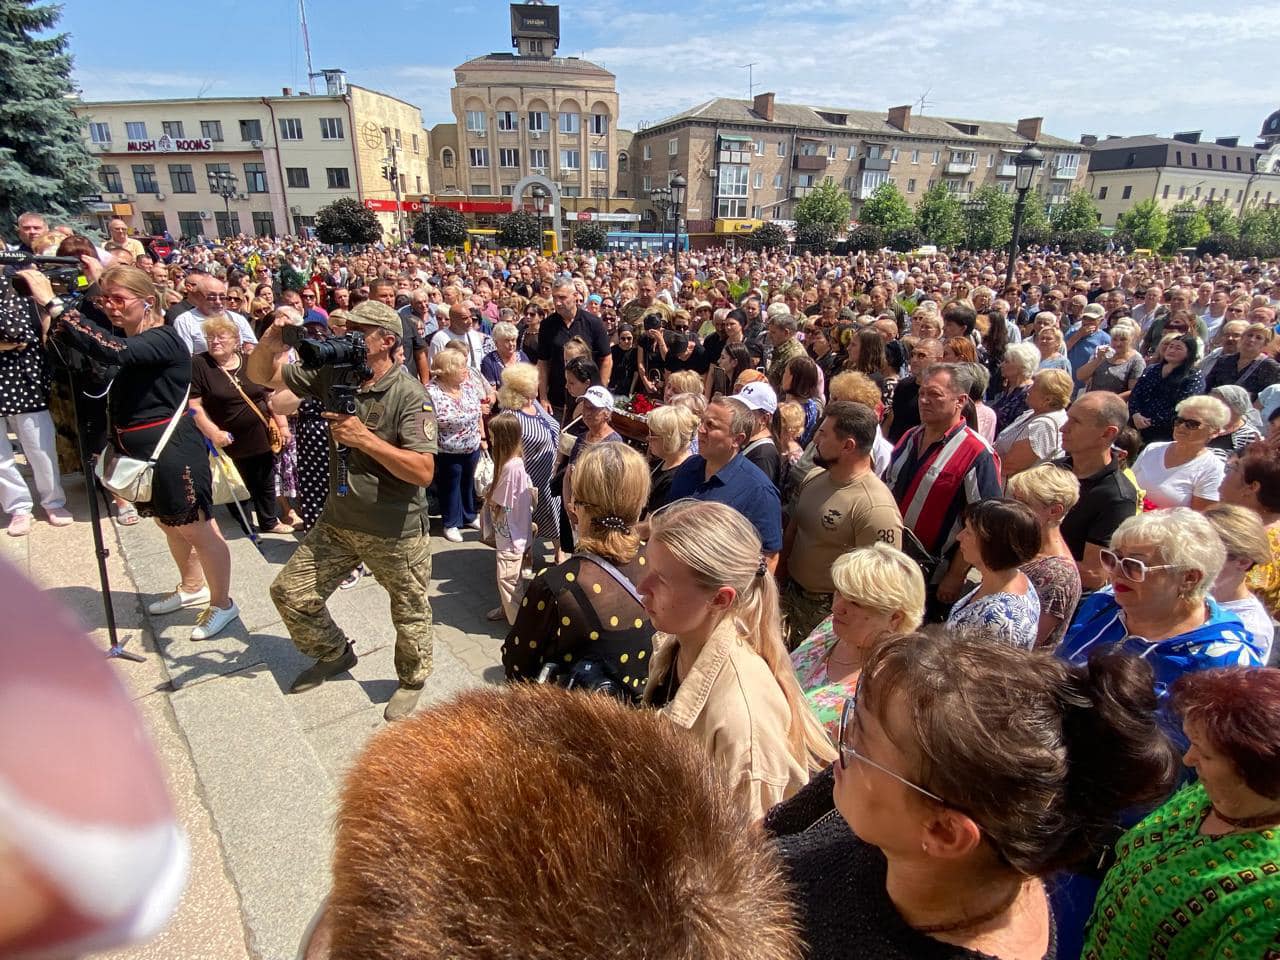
6, 208, 1280, 959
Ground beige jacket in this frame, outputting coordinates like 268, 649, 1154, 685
645, 619, 810, 820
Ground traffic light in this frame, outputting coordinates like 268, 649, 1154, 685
380, 164, 389, 180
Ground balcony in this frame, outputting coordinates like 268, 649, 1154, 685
997, 162, 1017, 177
945, 161, 975, 175
1051, 165, 1078, 180
859, 155, 891, 172
793, 154, 828, 172
792, 185, 814, 199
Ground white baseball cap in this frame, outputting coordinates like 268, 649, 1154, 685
582, 385, 614, 412
735, 381, 777, 415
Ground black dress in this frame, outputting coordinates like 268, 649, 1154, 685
294, 397, 330, 531
58, 314, 212, 526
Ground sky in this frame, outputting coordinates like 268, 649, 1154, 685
62, 0, 1277, 145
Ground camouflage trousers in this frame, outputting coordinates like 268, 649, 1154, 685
269, 518, 434, 686
780, 578, 834, 652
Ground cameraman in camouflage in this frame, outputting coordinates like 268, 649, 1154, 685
246, 300, 438, 721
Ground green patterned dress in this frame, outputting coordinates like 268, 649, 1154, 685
1083, 781, 1280, 959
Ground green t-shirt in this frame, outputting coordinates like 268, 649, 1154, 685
283, 362, 438, 538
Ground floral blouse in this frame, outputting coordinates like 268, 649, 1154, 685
1021, 555, 1081, 648
1248, 524, 1280, 622
946, 581, 1041, 649
426, 377, 483, 454
789, 615, 855, 745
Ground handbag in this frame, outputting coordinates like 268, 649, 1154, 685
209, 450, 250, 505
223, 364, 283, 454
95, 387, 191, 503
474, 449, 495, 499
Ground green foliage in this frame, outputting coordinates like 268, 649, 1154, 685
1114, 199, 1169, 251
1053, 229, 1108, 254
1164, 200, 1211, 251
279, 262, 309, 292
750, 221, 789, 250
845, 224, 883, 252
887, 225, 924, 253
966, 185, 1014, 250
1239, 205, 1280, 258
0, 0, 99, 231
412, 205, 468, 247
497, 210, 542, 248
1195, 234, 1236, 257
1201, 200, 1238, 238
795, 222, 836, 251
315, 197, 382, 245
915, 183, 963, 247
794, 179, 852, 233
574, 222, 608, 251
858, 182, 914, 234
1014, 197, 1053, 249
1049, 189, 1100, 232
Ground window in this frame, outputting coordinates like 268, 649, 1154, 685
755, 140, 765, 155
131, 164, 157, 192
142, 212, 167, 235
98, 165, 122, 193
562, 185, 581, 198
1098, 186, 1109, 199
590, 113, 608, 135
797, 174, 816, 187
1236, 189, 1243, 202
717, 198, 747, 217
931, 150, 941, 165
528, 110, 547, 132
751, 205, 763, 218
1055, 153, 1080, 176
718, 164, 749, 198
668, 137, 678, 156
642, 175, 652, 193
239, 119, 262, 142
162, 121, 184, 138
910, 149, 920, 164
441, 148, 454, 168
843, 175, 853, 190
1178, 185, 1186, 199
399, 173, 406, 193
278, 118, 303, 140
1208, 187, 1215, 201
590, 149, 607, 171
1236, 156, 1242, 171
319, 117, 344, 140
996, 181, 1011, 194
126, 121, 147, 140
891, 148, 900, 163
1220, 155, 1227, 170
559, 112, 580, 135
497, 110, 518, 132
499, 148, 520, 168
777, 140, 787, 157
469, 147, 489, 167
1191, 153, 1198, 167
252, 211, 275, 236
1162, 185, 1170, 199
286, 167, 310, 188
325, 167, 350, 189
907, 178, 917, 193
1194, 185, 1201, 199
88, 121, 111, 144
177, 211, 205, 238
292, 214, 316, 234
472, 183, 492, 195
213, 211, 240, 238
1176, 150, 1183, 165
501, 184, 514, 196
529, 148, 549, 170
861, 171, 889, 195
617, 152, 628, 173
945, 179, 962, 193
205, 162, 230, 188
243, 162, 267, 192
753, 171, 764, 189
559, 148, 580, 171
827, 144, 837, 159
394, 128, 402, 147
200, 120, 223, 141
412, 134, 420, 154
1119, 185, 1131, 200
466, 110, 486, 133
642, 143, 652, 160
867, 144, 884, 160
773, 173, 783, 188
987, 153, 994, 167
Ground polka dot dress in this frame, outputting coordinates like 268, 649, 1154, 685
0, 290, 52, 416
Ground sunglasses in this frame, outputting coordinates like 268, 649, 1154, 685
838, 697, 945, 802
1173, 415, 1204, 430
1099, 549, 1177, 583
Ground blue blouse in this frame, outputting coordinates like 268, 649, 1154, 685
947, 583, 1041, 649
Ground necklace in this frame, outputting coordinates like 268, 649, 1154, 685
1211, 805, 1280, 830
914, 883, 1023, 935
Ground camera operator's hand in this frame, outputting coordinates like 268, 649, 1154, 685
323, 412, 374, 450
16, 269, 54, 306
78, 255, 103, 285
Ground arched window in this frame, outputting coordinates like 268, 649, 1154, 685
442, 148, 455, 169
617, 151, 629, 174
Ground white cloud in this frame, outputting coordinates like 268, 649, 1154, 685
74, 68, 222, 101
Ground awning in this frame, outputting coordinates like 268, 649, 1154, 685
111, 203, 133, 215
718, 134, 752, 143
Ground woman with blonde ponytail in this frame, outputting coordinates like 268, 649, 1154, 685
640, 499, 835, 819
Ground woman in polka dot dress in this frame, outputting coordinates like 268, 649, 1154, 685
501, 443, 653, 702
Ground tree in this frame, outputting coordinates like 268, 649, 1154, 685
914, 183, 963, 247
1201, 200, 1238, 238
411, 205, 467, 247
497, 210, 541, 249
858, 182, 914, 234
1016, 197, 1053, 249
315, 197, 382, 245
845, 224, 883, 253
1049, 189, 1100, 232
794, 179, 852, 236
574, 222, 607, 251
0, 0, 99, 231
750, 221, 788, 250
887, 225, 924, 253
1239, 205, 1280, 258
1114, 199, 1169, 251
1164, 200, 1211, 251
795, 222, 835, 252
967, 185, 1014, 250
1053, 229, 1108, 254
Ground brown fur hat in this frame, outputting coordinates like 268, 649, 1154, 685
323, 685, 801, 960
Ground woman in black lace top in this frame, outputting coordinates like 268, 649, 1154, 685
765, 630, 1178, 960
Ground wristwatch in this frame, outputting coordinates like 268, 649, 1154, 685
41, 296, 65, 318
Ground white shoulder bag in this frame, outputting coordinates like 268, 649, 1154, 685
95, 387, 191, 503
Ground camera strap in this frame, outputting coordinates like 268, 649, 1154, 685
574, 550, 643, 606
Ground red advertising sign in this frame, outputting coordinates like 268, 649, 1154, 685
401, 200, 423, 213
429, 198, 512, 214
363, 199, 423, 213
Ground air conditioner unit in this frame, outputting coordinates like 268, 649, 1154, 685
250, 139, 264, 148
289, 205, 302, 215
93, 142, 111, 151
530, 131, 543, 139
199, 210, 212, 220
154, 193, 166, 201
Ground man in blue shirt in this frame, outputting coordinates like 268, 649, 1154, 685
1065, 302, 1110, 391
664, 396, 783, 563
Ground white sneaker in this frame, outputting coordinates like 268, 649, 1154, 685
443, 527, 463, 543
191, 601, 240, 641
149, 585, 212, 615
467, 516, 481, 530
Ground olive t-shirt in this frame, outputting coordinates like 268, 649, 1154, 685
788, 468, 904, 594
282, 362, 438, 538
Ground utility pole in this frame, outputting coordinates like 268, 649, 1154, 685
382, 141, 405, 243
740, 62, 758, 100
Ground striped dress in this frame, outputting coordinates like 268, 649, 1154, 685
515, 402, 561, 537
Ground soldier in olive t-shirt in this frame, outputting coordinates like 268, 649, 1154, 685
787, 469, 903, 594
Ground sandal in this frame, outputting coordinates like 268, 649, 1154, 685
114, 503, 141, 526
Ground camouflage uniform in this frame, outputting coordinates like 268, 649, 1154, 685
767, 336, 805, 391
780, 578, 833, 652
270, 356, 439, 686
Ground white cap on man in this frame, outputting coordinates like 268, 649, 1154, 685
582, 385, 615, 412
735, 381, 777, 416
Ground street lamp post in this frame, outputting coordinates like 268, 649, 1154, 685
531, 183, 548, 252
670, 174, 687, 268
1004, 144, 1045, 291
650, 185, 672, 259
207, 170, 240, 237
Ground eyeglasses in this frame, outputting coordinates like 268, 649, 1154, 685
838, 697, 945, 803
98, 293, 140, 307
1099, 549, 1177, 583
204, 293, 228, 302
1173, 415, 1204, 430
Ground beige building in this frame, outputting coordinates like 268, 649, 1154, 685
427, 2, 636, 228
73, 71, 430, 239
1083, 122, 1280, 227
629, 93, 1089, 240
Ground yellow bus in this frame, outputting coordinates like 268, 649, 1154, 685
463, 229, 558, 255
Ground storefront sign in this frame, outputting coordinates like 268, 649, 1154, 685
567, 211, 641, 223
363, 199, 422, 213
126, 136, 213, 153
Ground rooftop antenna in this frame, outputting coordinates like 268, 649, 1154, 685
299, 0, 316, 93
915, 87, 935, 115
740, 62, 758, 100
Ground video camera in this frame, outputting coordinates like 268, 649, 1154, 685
281, 325, 371, 416
535, 657, 629, 701
0, 251, 86, 303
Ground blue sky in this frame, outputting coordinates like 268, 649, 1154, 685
64, 0, 1277, 144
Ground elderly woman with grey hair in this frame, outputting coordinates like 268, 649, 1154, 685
1208, 384, 1264, 459
990, 341, 1041, 434
1131, 394, 1230, 510
480, 320, 529, 392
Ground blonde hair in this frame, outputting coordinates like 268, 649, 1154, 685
498, 361, 540, 410
1033, 368, 1073, 411
775, 401, 805, 445
571, 443, 649, 565
668, 391, 706, 420
665, 370, 702, 397
1203, 503, 1272, 567
200, 315, 240, 344
485, 412, 523, 501
828, 370, 881, 408
647, 404, 699, 458
562, 336, 591, 363
830, 544, 925, 632
1175, 394, 1232, 432
1006, 463, 1081, 513
647, 500, 836, 769
430, 347, 467, 380
99, 264, 159, 312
